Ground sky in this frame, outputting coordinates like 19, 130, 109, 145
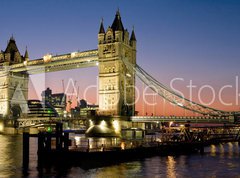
0, 0, 240, 115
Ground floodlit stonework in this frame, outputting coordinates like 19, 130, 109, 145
0, 37, 29, 118
98, 10, 136, 116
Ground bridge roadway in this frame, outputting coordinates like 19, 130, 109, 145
17, 117, 87, 128
17, 115, 236, 128
130, 115, 235, 124
10, 49, 98, 74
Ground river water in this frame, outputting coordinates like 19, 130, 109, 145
0, 135, 240, 178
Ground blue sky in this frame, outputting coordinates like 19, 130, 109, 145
1, 0, 240, 113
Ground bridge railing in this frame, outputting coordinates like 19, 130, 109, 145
131, 115, 235, 123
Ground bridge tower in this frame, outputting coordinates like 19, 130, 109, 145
98, 10, 137, 116
0, 37, 29, 119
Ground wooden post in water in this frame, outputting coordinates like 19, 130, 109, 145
63, 132, 69, 151
56, 122, 63, 150
200, 145, 204, 154
87, 139, 90, 152
45, 132, 52, 151
37, 132, 45, 165
23, 132, 29, 168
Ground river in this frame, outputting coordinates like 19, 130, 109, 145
0, 135, 240, 178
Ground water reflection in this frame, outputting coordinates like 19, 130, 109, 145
166, 156, 176, 178
0, 135, 22, 178
234, 142, 239, 157
219, 143, 225, 158
210, 145, 216, 156
0, 135, 240, 177
227, 142, 233, 158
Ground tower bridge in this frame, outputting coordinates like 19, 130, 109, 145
0, 10, 240, 134
10, 49, 99, 74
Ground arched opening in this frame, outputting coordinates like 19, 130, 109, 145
11, 105, 22, 119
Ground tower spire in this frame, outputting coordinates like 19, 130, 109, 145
130, 26, 136, 41
111, 9, 124, 31
99, 18, 105, 34
24, 46, 29, 59
10, 34, 15, 41
117, 7, 120, 17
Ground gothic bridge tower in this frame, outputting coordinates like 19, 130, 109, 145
98, 11, 137, 116
0, 37, 29, 119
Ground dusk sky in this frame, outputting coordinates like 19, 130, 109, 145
1, 0, 240, 115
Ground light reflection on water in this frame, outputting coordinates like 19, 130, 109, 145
166, 156, 176, 178
0, 135, 240, 177
0, 135, 22, 178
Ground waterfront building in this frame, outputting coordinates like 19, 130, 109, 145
27, 100, 58, 117
79, 99, 98, 117
41, 87, 66, 116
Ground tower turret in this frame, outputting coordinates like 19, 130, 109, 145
24, 47, 29, 61
130, 28, 136, 49
98, 19, 105, 44
99, 18, 105, 34
4, 36, 23, 64
111, 10, 124, 42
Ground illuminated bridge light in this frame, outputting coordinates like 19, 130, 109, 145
100, 120, 106, 128
71, 52, 77, 58
177, 102, 183, 107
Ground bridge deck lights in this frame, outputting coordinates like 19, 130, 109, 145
177, 102, 183, 107
89, 119, 93, 126
100, 120, 106, 128
43, 54, 52, 63
71, 52, 77, 58
113, 120, 120, 132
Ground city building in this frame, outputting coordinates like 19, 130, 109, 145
41, 87, 66, 116
79, 99, 98, 117
27, 100, 58, 117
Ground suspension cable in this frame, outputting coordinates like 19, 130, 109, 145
122, 57, 234, 116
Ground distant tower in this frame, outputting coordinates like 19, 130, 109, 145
0, 37, 29, 118
41, 87, 52, 104
24, 47, 29, 61
98, 10, 137, 116
4, 36, 24, 64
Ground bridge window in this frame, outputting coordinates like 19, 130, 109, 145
103, 47, 108, 53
